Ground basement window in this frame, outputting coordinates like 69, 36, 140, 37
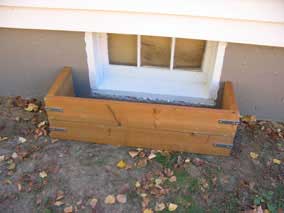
86, 33, 227, 106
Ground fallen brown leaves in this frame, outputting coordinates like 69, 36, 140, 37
134, 168, 178, 210
104, 195, 116, 204
34, 121, 49, 139
0, 136, 8, 142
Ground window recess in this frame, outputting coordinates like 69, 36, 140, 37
85, 32, 227, 106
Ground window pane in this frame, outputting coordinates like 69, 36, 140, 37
108, 33, 137, 66
174, 38, 206, 70
141, 36, 171, 67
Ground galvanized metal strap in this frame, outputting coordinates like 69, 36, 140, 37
218, 119, 240, 125
45, 107, 64, 112
213, 143, 233, 149
49, 127, 66, 132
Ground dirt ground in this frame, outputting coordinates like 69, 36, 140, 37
0, 96, 283, 213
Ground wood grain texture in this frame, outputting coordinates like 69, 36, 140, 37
174, 38, 205, 69
222, 82, 239, 113
108, 33, 137, 66
46, 67, 74, 97
141, 35, 171, 67
45, 68, 240, 156
45, 95, 239, 136
49, 119, 233, 156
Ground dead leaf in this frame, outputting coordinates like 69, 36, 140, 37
250, 152, 259, 160
168, 203, 178, 211
143, 208, 153, 213
148, 153, 156, 160
155, 178, 163, 185
136, 158, 148, 168
76, 200, 82, 206
0, 136, 8, 142
64, 206, 73, 213
135, 181, 141, 188
169, 176, 177, 182
17, 183, 22, 191
116, 194, 127, 204
184, 158, 191, 163
12, 152, 18, 159
155, 202, 166, 211
241, 115, 257, 123
164, 168, 174, 177
104, 195, 116, 204
128, 150, 139, 158
4, 179, 12, 184
0, 155, 5, 162
37, 121, 47, 128
142, 196, 150, 208
54, 201, 64, 206
139, 151, 146, 158
39, 171, 48, 178
140, 193, 148, 198
117, 160, 127, 169
56, 190, 64, 201
18, 137, 27, 144
273, 158, 281, 164
8, 162, 16, 170
25, 103, 39, 112
90, 197, 98, 208
51, 139, 59, 144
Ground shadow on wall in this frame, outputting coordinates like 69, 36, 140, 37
221, 43, 284, 121
0, 28, 90, 98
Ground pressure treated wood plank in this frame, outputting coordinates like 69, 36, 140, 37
49, 120, 233, 156
222, 82, 239, 113
46, 67, 74, 97
45, 96, 239, 136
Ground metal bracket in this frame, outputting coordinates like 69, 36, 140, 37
45, 107, 63, 112
214, 143, 233, 149
218, 119, 240, 125
49, 127, 66, 132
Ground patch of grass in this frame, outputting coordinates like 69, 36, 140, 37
254, 185, 284, 213
95, 158, 105, 166
154, 152, 179, 168
274, 184, 284, 208
218, 194, 239, 213
173, 169, 200, 193
175, 195, 204, 213
188, 178, 199, 193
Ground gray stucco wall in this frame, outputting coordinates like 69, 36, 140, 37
0, 28, 90, 97
1, 28, 284, 121
222, 44, 284, 121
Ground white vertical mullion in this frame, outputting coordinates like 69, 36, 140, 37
137, 35, 141, 68
170, 37, 176, 70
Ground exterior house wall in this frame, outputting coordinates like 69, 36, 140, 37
0, 28, 90, 97
221, 44, 284, 121
0, 28, 284, 121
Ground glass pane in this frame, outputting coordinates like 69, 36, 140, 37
174, 38, 206, 70
141, 35, 171, 67
108, 33, 137, 66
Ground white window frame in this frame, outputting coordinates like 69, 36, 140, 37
85, 32, 227, 105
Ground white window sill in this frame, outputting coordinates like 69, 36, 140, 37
93, 75, 215, 106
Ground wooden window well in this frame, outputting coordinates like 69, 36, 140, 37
45, 67, 240, 156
